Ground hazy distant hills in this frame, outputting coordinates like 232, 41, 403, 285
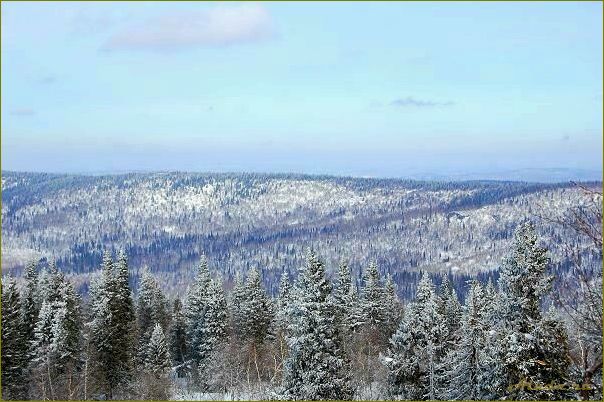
407, 168, 602, 183
1, 171, 600, 298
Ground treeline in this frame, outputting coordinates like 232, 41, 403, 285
1, 223, 601, 400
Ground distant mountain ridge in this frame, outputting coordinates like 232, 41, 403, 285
405, 168, 602, 183
1, 170, 600, 299
3, 167, 601, 183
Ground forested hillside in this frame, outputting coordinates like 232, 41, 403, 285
2, 171, 600, 299
1, 222, 601, 400
1, 172, 601, 400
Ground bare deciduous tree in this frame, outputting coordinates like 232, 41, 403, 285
540, 183, 602, 400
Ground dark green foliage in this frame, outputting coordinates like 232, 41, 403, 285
88, 251, 136, 399
168, 299, 187, 368
281, 251, 353, 400
233, 268, 273, 344
1, 278, 28, 400
21, 260, 40, 364
485, 222, 573, 400
136, 268, 169, 365
184, 257, 228, 382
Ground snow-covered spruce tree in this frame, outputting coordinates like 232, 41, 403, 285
1, 278, 28, 400
273, 273, 293, 383
482, 279, 498, 323
31, 299, 55, 397
439, 277, 462, 345
358, 262, 386, 333
382, 310, 421, 400
229, 272, 247, 339
168, 299, 188, 372
281, 251, 353, 400
146, 323, 172, 375
383, 274, 403, 338
141, 323, 172, 399
113, 250, 137, 363
185, 257, 228, 387
28, 264, 82, 400
241, 268, 273, 344
88, 251, 136, 399
228, 272, 245, 332
384, 272, 447, 400
36, 264, 49, 302
486, 222, 572, 400
53, 283, 82, 373
352, 263, 400, 397
197, 280, 228, 383
136, 267, 169, 365
331, 260, 358, 337
48, 302, 73, 372
21, 260, 40, 365
185, 256, 212, 364
232, 268, 274, 383
275, 273, 293, 335
356, 264, 401, 345
439, 280, 490, 400
87, 273, 113, 398
37, 260, 63, 305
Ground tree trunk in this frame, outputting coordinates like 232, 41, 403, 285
253, 344, 261, 383
580, 357, 603, 400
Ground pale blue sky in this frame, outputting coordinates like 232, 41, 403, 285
2, 1, 602, 177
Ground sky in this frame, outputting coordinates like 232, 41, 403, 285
2, 1, 602, 178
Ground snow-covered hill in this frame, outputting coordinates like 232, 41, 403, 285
2, 171, 599, 298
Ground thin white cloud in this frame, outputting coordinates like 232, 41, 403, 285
391, 97, 454, 108
103, 4, 274, 52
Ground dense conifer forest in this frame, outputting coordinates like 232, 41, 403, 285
2, 218, 602, 400
2, 173, 601, 400
2, 172, 601, 299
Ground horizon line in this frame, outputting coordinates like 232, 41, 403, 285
2, 167, 602, 185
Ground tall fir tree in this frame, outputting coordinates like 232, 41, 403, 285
485, 222, 572, 400
331, 261, 358, 337
136, 267, 169, 365
439, 280, 490, 400
274, 273, 293, 382
358, 262, 386, 331
384, 272, 447, 400
185, 257, 212, 363
142, 323, 172, 399
229, 272, 247, 339
21, 260, 40, 364
1, 278, 28, 400
168, 299, 187, 369
88, 250, 136, 399
281, 251, 353, 400
230, 268, 274, 383
240, 268, 273, 344
275, 273, 293, 335
28, 263, 82, 400
114, 250, 137, 365
439, 277, 462, 344
383, 274, 403, 338
383, 310, 421, 400
184, 257, 227, 383
145, 323, 172, 375
196, 280, 228, 378
53, 282, 82, 375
